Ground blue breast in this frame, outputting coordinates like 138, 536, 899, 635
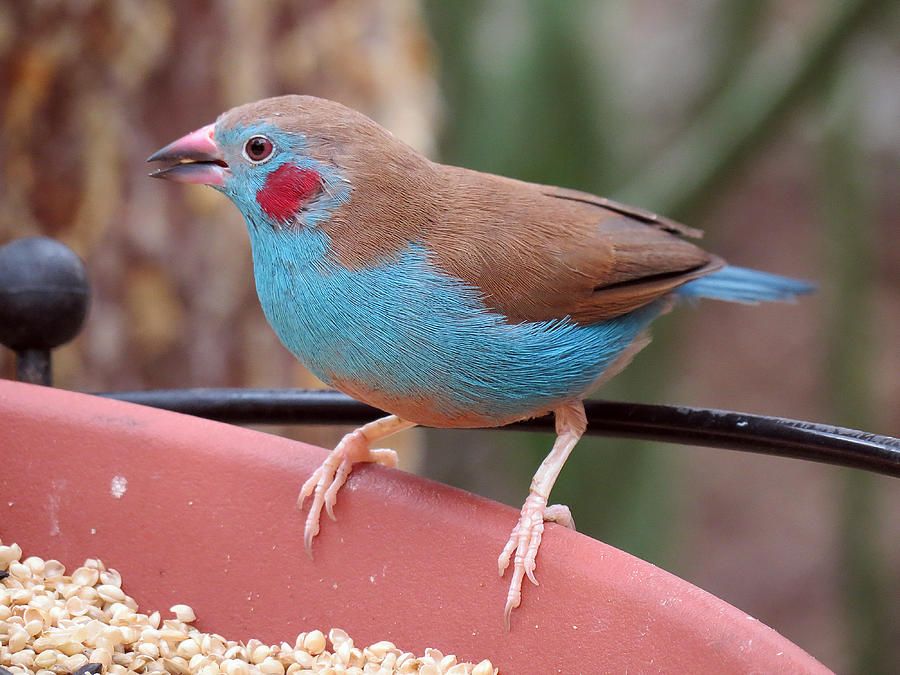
246, 223, 661, 427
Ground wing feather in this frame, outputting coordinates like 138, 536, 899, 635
426, 167, 721, 324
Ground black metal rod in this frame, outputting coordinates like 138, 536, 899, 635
98, 388, 900, 478
16, 349, 51, 386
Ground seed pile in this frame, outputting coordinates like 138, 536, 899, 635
0, 541, 497, 674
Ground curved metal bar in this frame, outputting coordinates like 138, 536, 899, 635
97, 388, 900, 478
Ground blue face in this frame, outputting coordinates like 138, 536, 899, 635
213, 121, 351, 231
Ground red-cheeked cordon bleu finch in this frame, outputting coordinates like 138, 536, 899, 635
149, 95, 812, 626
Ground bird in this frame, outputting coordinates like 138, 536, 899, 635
148, 94, 813, 627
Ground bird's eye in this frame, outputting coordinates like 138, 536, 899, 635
243, 135, 274, 163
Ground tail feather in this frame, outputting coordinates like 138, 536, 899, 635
678, 265, 814, 304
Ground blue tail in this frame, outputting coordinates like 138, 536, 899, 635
678, 266, 814, 304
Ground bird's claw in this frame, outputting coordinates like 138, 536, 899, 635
499, 494, 574, 629
296, 431, 398, 558
298, 462, 336, 558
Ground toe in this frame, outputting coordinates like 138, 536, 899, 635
297, 472, 318, 510
303, 516, 319, 559
324, 487, 339, 521
503, 599, 514, 632
504, 566, 524, 630
544, 504, 576, 530
323, 458, 354, 520
369, 448, 399, 468
498, 529, 518, 576
525, 561, 539, 586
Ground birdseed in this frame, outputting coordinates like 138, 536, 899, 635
0, 541, 497, 674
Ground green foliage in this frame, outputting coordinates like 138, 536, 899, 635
819, 62, 895, 675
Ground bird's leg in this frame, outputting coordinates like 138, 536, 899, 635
298, 414, 415, 556
498, 400, 586, 628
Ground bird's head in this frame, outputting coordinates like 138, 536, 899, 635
148, 95, 427, 234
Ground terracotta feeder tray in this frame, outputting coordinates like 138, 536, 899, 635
0, 380, 828, 673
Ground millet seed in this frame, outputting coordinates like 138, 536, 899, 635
0, 540, 498, 674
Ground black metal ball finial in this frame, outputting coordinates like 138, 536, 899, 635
0, 237, 90, 352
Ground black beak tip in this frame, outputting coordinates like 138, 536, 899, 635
146, 148, 169, 163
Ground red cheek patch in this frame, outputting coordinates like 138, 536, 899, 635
256, 164, 323, 222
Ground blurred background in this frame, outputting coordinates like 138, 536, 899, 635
0, 1, 897, 672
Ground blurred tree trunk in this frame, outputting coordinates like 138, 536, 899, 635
0, 0, 437, 446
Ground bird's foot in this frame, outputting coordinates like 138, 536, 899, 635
297, 429, 397, 557
498, 493, 575, 629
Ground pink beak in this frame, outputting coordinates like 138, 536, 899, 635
147, 123, 229, 186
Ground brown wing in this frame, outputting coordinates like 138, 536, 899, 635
539, 184, 704, 238
423, 167, 723, 324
